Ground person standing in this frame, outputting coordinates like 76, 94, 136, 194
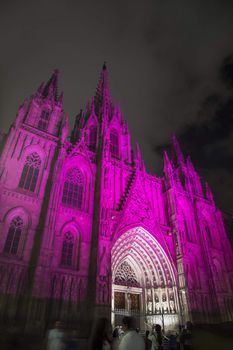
119, 316, 144, 350
179, 321, 193, 350
112, 327, 120, 350
47, 321, 65, 350
145, 330, 152, 350
147, 324, 163, 350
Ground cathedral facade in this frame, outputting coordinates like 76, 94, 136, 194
0, 65, 232, 334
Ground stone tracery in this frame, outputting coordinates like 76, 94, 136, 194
114, 261, 140, 287
111, 226, 179, 328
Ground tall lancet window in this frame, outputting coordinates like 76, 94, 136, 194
38, 110, 50, 131
61, 232, 74, 267
62, 168, 83, 209
19, 152, 41, 192
89, 126, 97, 151
184, 218, 191, 241
205, 224, 213, 246
110, 129, 119, 158
4, 216, 23, 255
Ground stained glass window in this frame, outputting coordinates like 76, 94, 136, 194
110, 130, 119, 158
62, 168, 83, 209
19, 152, 41, 192
61, 232, 74, 267
4, 216, 23, 255
38, 110, 50, 131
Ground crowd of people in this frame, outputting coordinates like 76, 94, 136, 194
46, 318, 193, 350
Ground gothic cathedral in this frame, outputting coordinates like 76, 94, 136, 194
0, 65, 232, 334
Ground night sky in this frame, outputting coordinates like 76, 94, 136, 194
0, 0, 233, 212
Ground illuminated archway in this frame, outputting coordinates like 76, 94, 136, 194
111, 227, 180, 330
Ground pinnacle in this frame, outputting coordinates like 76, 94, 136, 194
42, 69, 59, 101
171, 134, 185, 164
94, 63, 111, 118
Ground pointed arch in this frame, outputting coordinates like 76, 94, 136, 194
1, 207, 31, 258
62, 167, 84, 209
19, 152, 41, 192
3, 216, 23, 255
60, 231, 74, 267
59, 221, 81, 270
201, 211, 213, 247
111, 226, 180, 328
112, 226, 177, 289
89, 125, 98, 151
114, 261, 140, 287
38, 110, 50, 131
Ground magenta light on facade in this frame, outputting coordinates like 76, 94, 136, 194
0, 65, 232, 334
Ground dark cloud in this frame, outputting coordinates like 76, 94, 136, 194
0, 0, 233, 212
156, 55, 233, 211
220, 55, 233, 89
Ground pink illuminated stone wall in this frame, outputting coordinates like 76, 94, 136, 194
0, 65, 232, 332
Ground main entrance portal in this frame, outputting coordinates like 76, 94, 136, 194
111, 227, 180, 331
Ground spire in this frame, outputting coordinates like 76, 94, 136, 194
187, 155, 203, 196
186, 155, 195, 171
58, 92, 64, 105
94, 63, 111, 119
115, 103, 122, 121
70, 110, 85, 143
36, 82, 44, 95
135, 143, 145, 170
171, 134, 185, 165
163, 150, 174, 175
205, 182, 214, 204
43, 69, 59, 101
135, 143, 142, 161
14, 97, 29, 127
60, 114, 69, 144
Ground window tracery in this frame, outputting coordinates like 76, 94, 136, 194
60, 232, 74, 267
19, 152, 41, 192
114, 261, 140, 287
4, 216, 23, 255
62, 168, 83, 209
38, 110, 50, 131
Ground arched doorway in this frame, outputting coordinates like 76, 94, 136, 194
111, 227, 180, 331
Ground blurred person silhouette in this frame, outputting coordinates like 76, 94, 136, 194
119, 316, 144, 350
90, 317, 112, 350
145, 330, 152, 350
47, 321, 65, 350
112, 326, 120, 350
180, 322, 193, 350
147, 324, 163, 350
